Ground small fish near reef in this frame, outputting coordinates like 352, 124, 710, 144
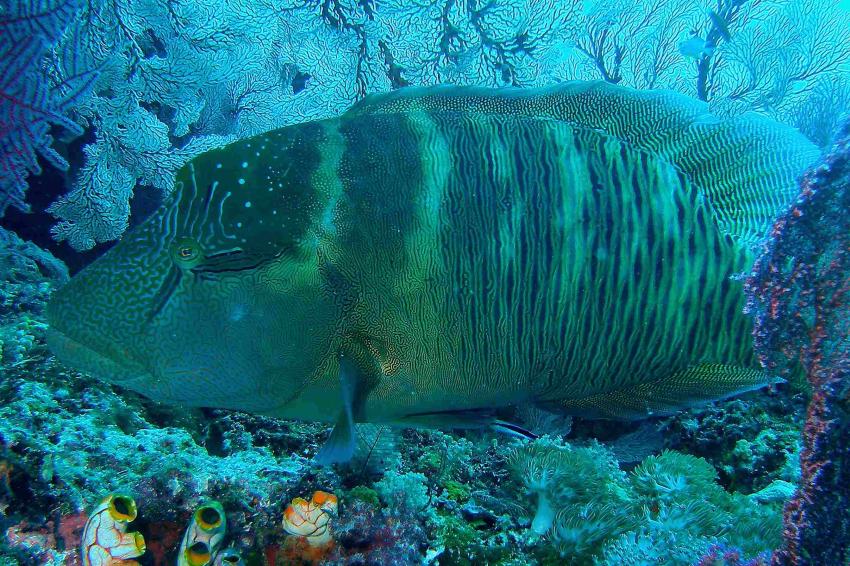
47, 81, 820, 463
678, 36, 715, 59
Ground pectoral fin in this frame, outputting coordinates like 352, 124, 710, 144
314, 335, 390, 466
314, 356, 358, 465
314, 410, 356, 465
538, 364, 783, 420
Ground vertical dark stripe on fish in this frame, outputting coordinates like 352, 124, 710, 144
146, 266, 182, 323
337, 112, 423, 275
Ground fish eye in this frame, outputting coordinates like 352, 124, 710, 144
170, 237, 203, 268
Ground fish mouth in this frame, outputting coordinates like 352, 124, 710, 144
46, 328, 150, 386
46, 328, 282, 410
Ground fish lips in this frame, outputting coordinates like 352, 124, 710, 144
45, 327, 151, 387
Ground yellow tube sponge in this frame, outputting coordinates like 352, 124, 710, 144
80, 494, 146, 566
178, 501, 227, 566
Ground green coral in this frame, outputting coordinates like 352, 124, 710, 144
510, 440, 784, 564
347, 485, 381, 507
436, 513, 478, 557
434, 512, 516, 566
374, 470, 431, 517
443, 480, 471, 503
415, 430, 476, 482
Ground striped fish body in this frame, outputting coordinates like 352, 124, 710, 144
46, 83, 818, 425
316, 104, 757, 421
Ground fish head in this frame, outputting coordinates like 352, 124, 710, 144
47, 125, 340, 412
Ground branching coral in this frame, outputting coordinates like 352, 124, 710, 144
0, 0, 96, 217
374, 470, 431, 519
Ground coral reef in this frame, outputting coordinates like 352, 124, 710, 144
509, 438, 784, 564
0, 227, 67, 366
662, 395, 803, 492
746, 120, 850, 564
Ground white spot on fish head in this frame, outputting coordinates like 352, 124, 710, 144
230, 303, 248, 322
245, 201, 252, 208
242, 161, 248, 168
238, 178, 245, 185
320, 196, 338, 234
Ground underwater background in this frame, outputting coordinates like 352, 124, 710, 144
0, 0, 849, 564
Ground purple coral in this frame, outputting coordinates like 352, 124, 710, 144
698, 543, 770, 566
0, 0, 95, 216
744, 120, 850, 565
323, 499, 427, 565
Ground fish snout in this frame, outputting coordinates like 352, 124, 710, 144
45, 268, 154, 387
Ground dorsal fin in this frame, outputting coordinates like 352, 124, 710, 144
347, 82, 820, 246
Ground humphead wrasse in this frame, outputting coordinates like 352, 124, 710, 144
47, 82, 819, 462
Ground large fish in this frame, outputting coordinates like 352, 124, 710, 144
47, 82, 818, 462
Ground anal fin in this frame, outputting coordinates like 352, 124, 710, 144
539, 363, 783, 420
